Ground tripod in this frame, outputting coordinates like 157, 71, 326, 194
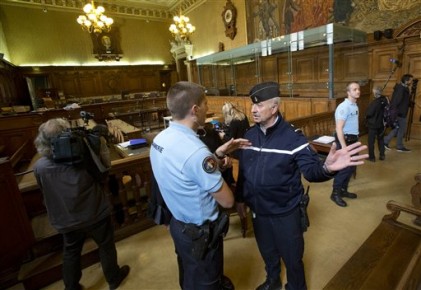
381, 65, 399, 92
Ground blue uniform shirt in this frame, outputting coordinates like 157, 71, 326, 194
335, 98, 359, 135
150, 121, 222, 225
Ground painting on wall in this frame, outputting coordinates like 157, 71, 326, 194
246, 0, 354, 44
90, 27, 123, 61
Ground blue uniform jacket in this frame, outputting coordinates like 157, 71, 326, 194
236, 115, 332, 216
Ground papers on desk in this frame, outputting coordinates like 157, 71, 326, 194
313, 135, 335, 144
118, 138, 147, 148
117, 141, 131, 148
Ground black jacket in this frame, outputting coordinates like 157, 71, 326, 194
365, 95, 388, 129
391, 83, 411, 117
236, 115, 333, 216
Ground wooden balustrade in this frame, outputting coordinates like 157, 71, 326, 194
289, 111, 335, 138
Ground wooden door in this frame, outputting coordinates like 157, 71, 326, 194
404, 41, 421, 140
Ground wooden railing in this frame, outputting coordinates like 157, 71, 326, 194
289, 111, 335, 138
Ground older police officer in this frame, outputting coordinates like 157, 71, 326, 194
150, 81, 250, 290
236, 82, 368, 290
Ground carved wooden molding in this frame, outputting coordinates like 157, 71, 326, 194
394, 17, 421, 39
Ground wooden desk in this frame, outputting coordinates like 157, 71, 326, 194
114, 144, 149, 158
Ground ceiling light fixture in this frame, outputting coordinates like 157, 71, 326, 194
77, 1, 113, 34
169, 13, 195, 43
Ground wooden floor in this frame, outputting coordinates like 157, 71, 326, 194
8, 136, 421, 290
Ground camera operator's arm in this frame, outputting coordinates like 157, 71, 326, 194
99, 136, 111, 168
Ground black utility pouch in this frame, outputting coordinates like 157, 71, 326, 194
208, 212, 229, 249
345, 134, 358, 145
300, 186, 310, 232
182, 223, 210, 260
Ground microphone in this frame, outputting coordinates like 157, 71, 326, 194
389, 58, 401, 66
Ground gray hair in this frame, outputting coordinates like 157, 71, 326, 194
34, 118, 70, 157
372, 86, 382, 98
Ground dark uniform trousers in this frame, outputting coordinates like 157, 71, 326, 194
62, 216, 120, 290
253, 206, 306, 290
367, 127, 385, 159
333, 134, 358, 190
170, 217, 223, 290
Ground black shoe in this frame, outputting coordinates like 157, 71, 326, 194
256, 278, 282, 290
109, 265, 130, 290
397, 147, 411, 152
340, 188, 357, 199
379, 155, 385, 160
221, 275, 235, 290
384, 143, 391, 150
330, 192, 347, 207
367, 157, 375, 162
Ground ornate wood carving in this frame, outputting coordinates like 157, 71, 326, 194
395, 17, 421, 38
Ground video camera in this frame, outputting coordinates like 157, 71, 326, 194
80, 110, 94, 126
51, 111, 109, 181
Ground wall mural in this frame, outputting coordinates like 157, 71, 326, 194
246, 0, 421, 44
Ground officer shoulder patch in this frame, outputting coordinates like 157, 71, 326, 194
202, 156, 218, 174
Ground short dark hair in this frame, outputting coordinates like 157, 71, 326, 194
346, 81, 360, 92
401, 74, 413, 83
166, 81, 206, 120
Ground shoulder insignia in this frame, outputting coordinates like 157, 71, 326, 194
202, 155, 218, 174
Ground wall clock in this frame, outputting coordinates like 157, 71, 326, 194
222, 0, 237, 40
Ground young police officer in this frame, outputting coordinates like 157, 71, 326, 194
150, 81, 250, 290
235, 82, 368, 290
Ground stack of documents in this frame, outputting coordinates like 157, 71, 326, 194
313, 136, 335, 144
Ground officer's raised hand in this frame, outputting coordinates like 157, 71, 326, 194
324, 142, 369, 173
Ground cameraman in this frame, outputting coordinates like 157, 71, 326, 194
33, 118, 129, 290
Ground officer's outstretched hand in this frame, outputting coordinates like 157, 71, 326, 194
324, 142, 369, 172
215, 138, 251, 157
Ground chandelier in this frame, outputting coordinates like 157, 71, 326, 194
76, 1, 113, 34
169, 14, 196, 43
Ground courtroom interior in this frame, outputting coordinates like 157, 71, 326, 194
0, 0, 421, 289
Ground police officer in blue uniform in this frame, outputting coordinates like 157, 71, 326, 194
150, 81, 250, 290
331, 81, 361, 207
235, 82, 368, 290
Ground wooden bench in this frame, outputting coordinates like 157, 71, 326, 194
323, 200, 421, 290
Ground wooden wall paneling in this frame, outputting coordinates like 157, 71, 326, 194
311, 98, 331, 114
216, 65, 229, 91
295, 57, 316, 83
0, 114, 42, 158
318, 54, 330, 81
78, 71, 101, 97
260, 56, 278, 83
50, 71, 80, 98
342, 47, 370, 82
207, 97, 226, 117
282, 98, 312, 120
371, 45, 400, 93
235, 61, 257, 95
277, 54, 292, 85
99, 70, 121, 96
0, 63, 26, 107
405, 41, 421, 140
199, 65, 213, 89
140, 70, 161, 92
